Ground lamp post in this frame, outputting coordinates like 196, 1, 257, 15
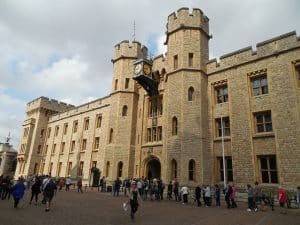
221, 116, 226, 188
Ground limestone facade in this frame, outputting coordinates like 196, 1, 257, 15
15, 8, 300, 189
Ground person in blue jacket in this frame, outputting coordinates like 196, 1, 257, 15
12, 177, 26, 208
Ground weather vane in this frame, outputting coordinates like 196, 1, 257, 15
132, 20, 136, 41
6, 132, 11, 144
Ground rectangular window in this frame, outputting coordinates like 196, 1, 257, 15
216, 117, 230, 137
57, 162, 62, 176
254, 111, 272, 133
67, 162, 72, 176
73, 120, 78, 133
157, 126, 162, 141
70, 141, 75, 152
215, 85, 228, 104
251, 75, 268, 96
152, 127, 157, 142
296, 65, 300, 87
148, 99, 152, 117
96, 115, 102, 128
84, 118, 89, 130
60, 142, 65, 154
258, 155, 278, 183
94, 137, 100, 150
54, 126, 59, 137
52, 144, 56, 154
33, 163, 38, 175
49, 162, 53, 175
40, 129, 45, 138
47, 127, 51, 138
147, 128, 152, 142
188, 53, 194, 67
125, 78, 130, 89
23, 127, 29, 138
63, 123, 68, 135
218, 157, 233, 182
82, 139, 87, 151
114, 79, 118, 90
37, 145, 42, 154
173, 55, 178, 70
78, 161, 84, 176
44, 145, 48, 154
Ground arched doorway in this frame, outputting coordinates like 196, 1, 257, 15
146, 158, 161, 180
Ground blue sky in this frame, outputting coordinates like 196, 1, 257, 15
0, 0, 299, 149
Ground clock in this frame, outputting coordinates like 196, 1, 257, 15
134, 63, 142, 75
143, 64, 152, 76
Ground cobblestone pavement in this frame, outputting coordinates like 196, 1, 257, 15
0, 190, 299, 225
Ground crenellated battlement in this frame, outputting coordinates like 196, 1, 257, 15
113, 40, 148, 62
26, 96, 75, 113
207, 31, 300, 74
167, 7, 209, 36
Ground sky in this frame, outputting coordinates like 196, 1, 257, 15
0, 0, 299, 149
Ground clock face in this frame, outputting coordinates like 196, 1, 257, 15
134, 63, 142, 75
143, 64, 152, 76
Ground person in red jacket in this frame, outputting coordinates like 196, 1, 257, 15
277, 186, 287, 214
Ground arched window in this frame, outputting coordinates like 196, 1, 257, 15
172, 117, 178, 136
106, 161, 110, 177
171, 159, 177, 179
188, 159, 195, 181
122, 105, 128, 116
109, 128, 114, 143
117, 161, 123, 178
188, 87, 194, 101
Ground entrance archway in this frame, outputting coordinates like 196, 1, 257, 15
146, 158, 161, 180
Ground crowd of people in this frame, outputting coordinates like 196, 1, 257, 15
1, 174, 300, 219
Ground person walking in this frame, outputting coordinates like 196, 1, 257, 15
12, 177, 26, 208
215, 184, 221, 207
204, 185, 211, 207
181, 185, 189, 205
254, 181, 262, 211
247, 184, 255, 212
231, 184, 238, 208
167, 181, 173, 200
277, 185, 287, 214
77, 178, 83, 193
127, 181, 140, 220
44, 178, 57, 212
65, 176, 71, 191
29, 177, 42, 205
195, 185, 202, 207
224, 183, 232, 209
173, 179, 179, 202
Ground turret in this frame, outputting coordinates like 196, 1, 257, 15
111, 40, 148, 93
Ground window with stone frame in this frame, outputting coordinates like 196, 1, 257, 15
23, 127, 29, 138
94, 137, 100, 150
188, 159, 195, 181
215, 117, 230, 137
70, 141, 75, 152
157, 126, 162, 141
44, 145, 48, 154
67, 162, 72, 176
33, 163, 38, 175
54, 126, 59, 137
296, 65, 300, 87
147, 128, 152, 142
188, 53, 194, 67
52, 144, 56, 154
81, 139, 87, 151
122, 105, 128, 116
148, 96, 163, 117
188, 87, 194, 101
171, 159, 177, 179
218, 157, 233, 182
57, 162, 62, 176
254, 111, 273, 133
95, 115, 102, 128
125, 78, 130, 89
106, 161, 110, 177
73, 120, 78, 133
49, 162, 53, 175
172, 117, 178, 136
60, 142, 65, 154
37, 145, 42, 154
63, 123, 68, 135
152, 127, 157, 141
258, 155, 278, 183
251, 75, 268, 96
78, 161, 84, 176
84, 118, 89, 130
109, 128, 114, 143
47, 127, 51, 138
40, 129, 45, 138
173, 55, 178, 70
215, 85, 228, 104
117, 161, 123, 178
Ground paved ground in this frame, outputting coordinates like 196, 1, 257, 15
0, 190, 299, 225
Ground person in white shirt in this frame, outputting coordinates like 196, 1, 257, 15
204, 185, 211, 207
65, 177, 72, 191
181, 185, 189, 204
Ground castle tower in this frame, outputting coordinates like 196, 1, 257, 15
104, 41, 147, 181
15, 97, 74, 178
164, 8, 211, 184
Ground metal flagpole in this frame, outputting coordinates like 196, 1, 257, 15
221, 116, 226, 188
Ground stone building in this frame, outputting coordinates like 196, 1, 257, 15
15, 8, 300, 189
0, 142, 17, 178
